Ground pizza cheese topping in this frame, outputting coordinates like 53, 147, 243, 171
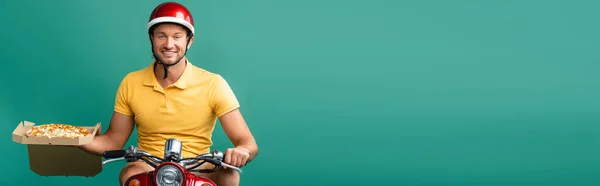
26, 124, 91, 139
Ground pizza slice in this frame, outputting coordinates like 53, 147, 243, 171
26, 123, 91, 139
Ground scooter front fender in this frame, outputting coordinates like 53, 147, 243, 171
186, 172, 217, 186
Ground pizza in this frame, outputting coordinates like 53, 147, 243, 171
26, 124, 91, 138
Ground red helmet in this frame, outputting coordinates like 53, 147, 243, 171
147, 2, 195, 35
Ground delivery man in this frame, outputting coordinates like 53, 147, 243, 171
77, 2, 258, 186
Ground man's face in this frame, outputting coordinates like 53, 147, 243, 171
150, 23, 194, 65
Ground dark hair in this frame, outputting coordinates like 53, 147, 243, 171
148, 22, 193, 38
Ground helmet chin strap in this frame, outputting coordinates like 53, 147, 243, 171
151, 36, 192, 79
154, 55, 185, 79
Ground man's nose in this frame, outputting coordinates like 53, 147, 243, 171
165, 37, 175, 48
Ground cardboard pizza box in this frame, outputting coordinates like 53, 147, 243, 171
12, 121, 104, 177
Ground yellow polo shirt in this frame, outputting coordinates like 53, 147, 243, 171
113, 61, 240, 158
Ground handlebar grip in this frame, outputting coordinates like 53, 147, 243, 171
103, 150, 126, 159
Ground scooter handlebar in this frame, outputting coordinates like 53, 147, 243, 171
102, 147, 243, 174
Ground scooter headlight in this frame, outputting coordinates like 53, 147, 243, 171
155, 165, 183, 186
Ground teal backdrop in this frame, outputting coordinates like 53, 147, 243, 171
1, 0, 599, 185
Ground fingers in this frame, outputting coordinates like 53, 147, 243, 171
237, 151, 249, 167
225, 148, 233, 167
236, 153, 243, 167
224, 147, 250, 167
230, 150, 237, 166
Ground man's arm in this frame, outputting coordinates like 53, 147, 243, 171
219, 108, 258, 164
79, 111, 135, 156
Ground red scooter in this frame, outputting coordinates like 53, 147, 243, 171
102, 138, 243, 186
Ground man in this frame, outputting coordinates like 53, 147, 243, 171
78, 2, 258, 186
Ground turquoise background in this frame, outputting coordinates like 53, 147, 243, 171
1, 0, 599, 185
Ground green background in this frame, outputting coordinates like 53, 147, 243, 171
1, 0, 599, 185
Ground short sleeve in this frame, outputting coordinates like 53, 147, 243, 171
114, 75, 133, 116
210, 74, 240, 117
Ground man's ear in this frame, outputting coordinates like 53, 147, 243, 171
187, 36, 194, 49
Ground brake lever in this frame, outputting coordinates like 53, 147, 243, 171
221, 162, 243, 174
102, 157, 125, 165
202, 157, 243, 174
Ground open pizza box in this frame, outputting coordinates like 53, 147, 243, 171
12, 120, 104, 177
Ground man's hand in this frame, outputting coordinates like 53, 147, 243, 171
224, 146, 251, 168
